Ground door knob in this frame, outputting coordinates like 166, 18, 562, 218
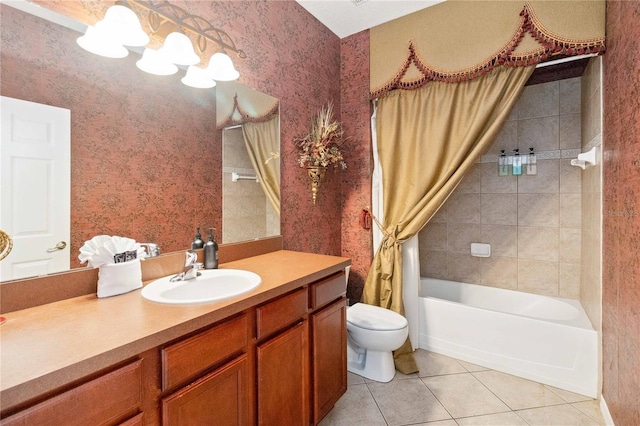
47, 241, 67, 252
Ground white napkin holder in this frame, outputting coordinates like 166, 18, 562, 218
97, 259, 143, 298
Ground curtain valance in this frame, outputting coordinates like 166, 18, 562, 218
370, 0, 605, 98
216, 81, 279, 129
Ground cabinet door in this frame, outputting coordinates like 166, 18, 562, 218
162, 354, 250, 426
257, 321, 309, 426
311, 298, 347, 424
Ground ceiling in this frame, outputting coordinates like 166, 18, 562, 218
295, 0, 445, 39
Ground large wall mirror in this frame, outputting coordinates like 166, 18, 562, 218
0, 2, 280, 282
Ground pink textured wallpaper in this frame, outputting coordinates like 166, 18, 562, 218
1, 1, 344, 267
340, 31, 373, 303
602, 0, 640, 423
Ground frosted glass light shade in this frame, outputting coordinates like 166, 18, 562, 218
181, 66, 216, 89
160, 32, 200, 66
77, 24, 128, 59
102, 5, 149, 47
136, 48, 178, 75
206, 52, 240, 81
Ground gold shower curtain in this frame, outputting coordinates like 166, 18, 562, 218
242, 115, 281, 216
363, 65, 534, 373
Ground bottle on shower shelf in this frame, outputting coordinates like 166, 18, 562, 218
498, 150, 509, 176
527, 147, 537, 175
512, 149, 522, 176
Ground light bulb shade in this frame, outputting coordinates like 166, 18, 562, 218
181, 66, 217, 89
102, 5, 149, 47
136, 48, 178, 75
159, 32, 200, 66
206, 52, 240, 81
77, 24, 128, 59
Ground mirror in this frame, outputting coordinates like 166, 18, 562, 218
0, 3, 280, 281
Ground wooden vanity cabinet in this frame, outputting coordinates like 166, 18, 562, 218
0, 360, 143, 426
309, 272, 347, 424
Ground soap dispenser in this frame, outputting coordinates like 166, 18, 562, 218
512, 149, 522, 176
526, 147, 537, 175
498, 150, 509, 176
203, 228, 218, 269
191, 227, 204, 250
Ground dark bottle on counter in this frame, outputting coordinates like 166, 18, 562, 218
203, 228, 218, 269
191, 227, 204, 250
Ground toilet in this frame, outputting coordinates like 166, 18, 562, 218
346, 302, 409, 383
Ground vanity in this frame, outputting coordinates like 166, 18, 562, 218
0, 245, 350, 425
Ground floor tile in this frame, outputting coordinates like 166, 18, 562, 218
415, 350, 468, 377
456, 412, 528, 425
422, 373, 510, 418
347, 372, 365, 385
318, 384, 386, 426
572, 400, 607, 425
544, 384, 594, 403
367, 378, 451, 425
456, 359, 490, 373
412, 420, 458, 426
472, 370, 566, 410
516, 404, 601, 425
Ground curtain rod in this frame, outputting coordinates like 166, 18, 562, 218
535, 53, 598, 69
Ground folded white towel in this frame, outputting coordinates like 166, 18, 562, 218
97, 259, 142, 298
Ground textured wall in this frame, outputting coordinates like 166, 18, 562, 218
340, 31, 373, 303
602, 1, 640, 423
420, 79, 583, 299
1, 1, 343, 266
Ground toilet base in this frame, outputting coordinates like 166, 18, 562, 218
347, 347, 396, 383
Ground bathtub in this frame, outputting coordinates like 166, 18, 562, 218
418, 277, 598, 398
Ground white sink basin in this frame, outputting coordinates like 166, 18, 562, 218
141, 269, 261, 305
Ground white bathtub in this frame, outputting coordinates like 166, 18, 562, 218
418, 277, 598, 398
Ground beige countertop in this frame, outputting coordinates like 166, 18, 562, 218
0, 250, 350, 409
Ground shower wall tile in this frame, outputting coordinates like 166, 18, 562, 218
422, 250, 448, 280
420, 74, 586, 302
559, 78, 582, 115
482, 194, 518, 225
518, 259, 559, 296
447, 253, 481, 284
447, 193, 481, 224
456, 164, 482, 193
518, 194, 559, 227
560, 159, 582, 193
559, 113, 581, 149
480, 256, 518, 290
518, 116, 560, 151
448, 223, 482, 254
559, 262, 581, 299
559, 228, 582, 264
517, 160, 559, 194
517, 227, 559, 262
560, 194, 582, 228
421, 222, 448, 251
480, 225, 518, 258
481, 163, 517, 193
518, 81, 559, 119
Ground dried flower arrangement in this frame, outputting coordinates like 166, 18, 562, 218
294, 101, 347, 170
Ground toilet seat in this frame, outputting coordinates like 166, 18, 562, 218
347, 303, 408, 331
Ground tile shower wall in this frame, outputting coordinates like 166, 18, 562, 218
419, 78, 583, 298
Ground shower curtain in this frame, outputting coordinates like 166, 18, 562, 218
365, 65, 534, 373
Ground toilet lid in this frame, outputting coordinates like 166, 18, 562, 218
347, 303, 408, 331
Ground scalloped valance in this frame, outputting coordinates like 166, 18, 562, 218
216, 81, 279, 129
370, 0, 605, 98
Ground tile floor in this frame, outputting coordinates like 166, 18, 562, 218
320, 349, 605, 426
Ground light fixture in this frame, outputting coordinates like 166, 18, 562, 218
76, 0, 245, 88
136, 48, 178, 75
182, 65, 216, 89
206, 52, 240, 81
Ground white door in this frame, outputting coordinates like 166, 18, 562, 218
0, 96, 70, 281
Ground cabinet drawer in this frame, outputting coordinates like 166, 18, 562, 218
309, 272, 346, 310
2, 360, 142, 426
256, 288, 307, 340
162, 313, 248, 391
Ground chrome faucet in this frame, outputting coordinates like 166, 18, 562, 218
170, 251, 201, 282
140, 243, 160, 258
